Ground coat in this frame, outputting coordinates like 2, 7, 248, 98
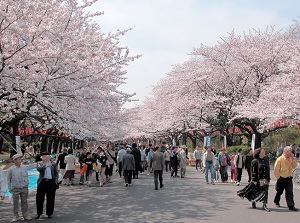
122, 153, 135, 171
37, 161, 58, 186
150, 152, 164, 171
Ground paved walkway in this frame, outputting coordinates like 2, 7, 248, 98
0, 166, 299, 223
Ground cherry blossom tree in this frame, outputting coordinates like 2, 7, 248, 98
0, 0, 140, 150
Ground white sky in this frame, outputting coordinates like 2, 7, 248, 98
91, 0, 300, 108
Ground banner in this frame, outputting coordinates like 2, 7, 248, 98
204, 136, 211, 148
15, 136, 21, 154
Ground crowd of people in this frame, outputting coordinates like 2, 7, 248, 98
0, 142, 299, 221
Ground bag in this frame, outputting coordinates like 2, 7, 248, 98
259, 179, 269, 187
207, 160, 213, 164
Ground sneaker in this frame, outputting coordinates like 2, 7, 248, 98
79, 182, 83, 185
125, 183, 128, 187
275, 203, 281, 208
12, 216, 18, 222
237, 182, 240, 186
23, 215, 32, 220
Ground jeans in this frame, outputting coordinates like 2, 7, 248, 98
205, 162, 215, 182
220, 166, 228, 182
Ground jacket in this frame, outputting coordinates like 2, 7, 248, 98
37, 161, 58, 186
122, 153, 135, 170
150, 151, 164, 171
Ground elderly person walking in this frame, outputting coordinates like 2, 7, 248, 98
7, 154, 32, 221
122, 148, 135, 187
150, 146, 164, 190
178, 145, 188, 178
274, 146, 298, 211
35, 152, 59, 219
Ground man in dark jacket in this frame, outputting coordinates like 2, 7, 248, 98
122, 148, 135, 186
170, 147, 179, 177
56, 148, 67, 184
131, 143, 141, 179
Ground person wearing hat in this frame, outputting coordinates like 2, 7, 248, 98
122, 148, 135, 186
35, 151, 59, 219
7, 154, 32, 222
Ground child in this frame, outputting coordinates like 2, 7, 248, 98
83, 152, 95, 187
230, 154, 236, 183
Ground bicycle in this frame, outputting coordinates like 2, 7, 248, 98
292, 160, 300, 191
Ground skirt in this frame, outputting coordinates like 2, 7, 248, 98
237, 182, 269, 203
63, 170, 75, 179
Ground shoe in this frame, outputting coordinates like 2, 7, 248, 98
252, 202, 256, 209
125, 183, 128, 187
211, 182, 215, 185
12, 216, 18, 222
71, 183, 74, 185
206, 182, 209, 184
237, 182, 240, 186
23, 215, 32, 220
289, 206, 298, 211
66, 184, 70, 186
160, 184, 164, 188
79, 182, 83, 185
275, 203, 281, 208
47, 215, 53, 218
263, 205, 270, 212
155, 188, 158, 190
35, 215, 40, 219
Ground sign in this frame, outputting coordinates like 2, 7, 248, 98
204, 136, 211, 148
251, 134, 256, 152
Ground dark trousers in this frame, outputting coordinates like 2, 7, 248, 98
36, 179, 56, 216
236, 168, 243, 182
220, 166, 228, 182
123, 170, 133, 184
154, 170, 163, 189
246, 167, 251, 182
133, 164, 139, 179
118, 162, 123, 177
274, 177, 295, 207
171, 163, 178, 177
95, 172, 99, 181
195, 159, 201, 170
165, 161, 170, 172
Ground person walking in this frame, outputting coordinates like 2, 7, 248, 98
193, 146, 202, 171
105, 144, 116, 183
35, 152, 59, 219
83, 152, 95, 187
234, 148, 245, 186
273, 146, 298, 211
164, 148, 171, 172
203, 147, 216, 184
178, 145, 188, 178
56, 148, 67, 185
96, 148, 107, 187
170, 147, 179, 177
117, 144, 126, 178
150, 147, 164, 190
237, 148, 271, 212
7, 154, 32, 222
218, 147, 230, 183
0, 166, 7, 201
63, 149, 76, 186
122, 148, 135, 187
130, 143, 141, 179
78, 148, 87, 185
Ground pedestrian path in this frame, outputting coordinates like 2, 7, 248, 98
0, 167, 299, 223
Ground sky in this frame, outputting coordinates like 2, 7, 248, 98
91, 0, 300, 108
